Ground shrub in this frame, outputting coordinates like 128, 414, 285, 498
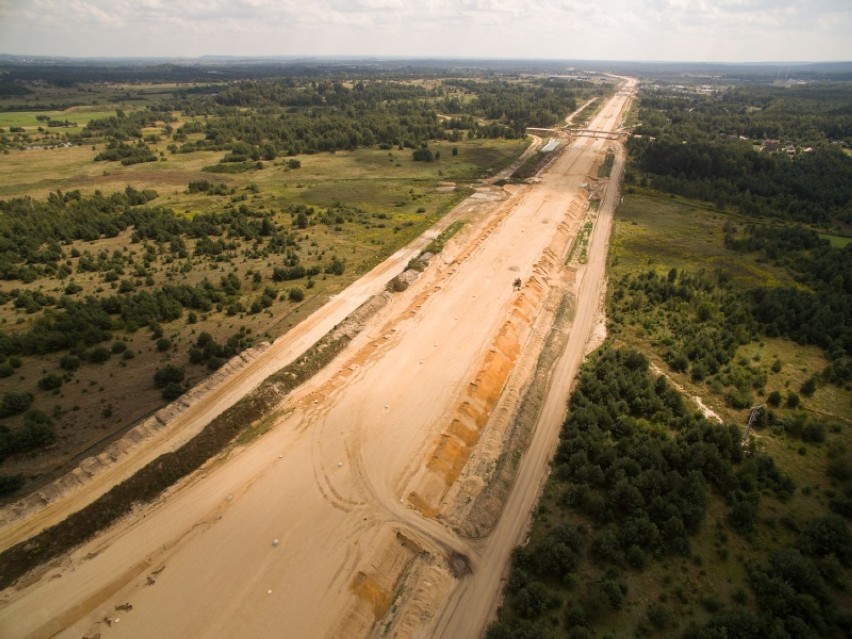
412, 147, 433, 162
0, 411, 56, 460
288, 287, 305, 302
38, 374, 63, 391
0, 392, 33, 417
88, 347, 111, 363
647, 603, 670, 629
800, 376, 818, 397
325, 256, 345, 276
0, 474, 25, 497
767, 390, 782, 407
153, 365, 184, 388
161, 382, 184, 401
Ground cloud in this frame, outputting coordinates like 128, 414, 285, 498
0, 0, 849, 60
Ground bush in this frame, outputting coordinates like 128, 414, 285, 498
156, 337, 172, 352
153, 365, 184, 388
647, 602, 670, 629
0, 391, 33, 417
273, 265, 306, 281
288, 287, 305, 302
800, 515, 852, 566
161, 382, 184, 401
59, 354, 81, 371
325, 256, 345, 276
412, 147, 434, 162
0, 474, 25, 497
800, 376, 818, 397
38, 374, 63, 391
0, 410, 56, 460
88, 346, 111, 363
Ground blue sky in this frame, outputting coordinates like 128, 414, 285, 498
0, 0, 849, 61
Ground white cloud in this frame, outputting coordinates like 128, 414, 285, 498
0, 0, 849, 60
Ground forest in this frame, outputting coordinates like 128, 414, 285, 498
488, 349, 849, 639
628, 83, 852, 224
1, 74, 591, 160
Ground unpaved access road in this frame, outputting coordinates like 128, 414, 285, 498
0, 79, 634, 639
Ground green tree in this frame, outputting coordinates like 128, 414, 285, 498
153, 365, 184, 388
0, 392, 33, 417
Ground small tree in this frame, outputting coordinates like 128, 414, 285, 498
161, 382, 184, 401
800, 376, 818, 397
786, 391, 801, 408
0, 392, 33, 418
412, 147, 434, 162
154, 365, 184, 388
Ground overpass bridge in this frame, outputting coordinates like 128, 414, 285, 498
526, 126, 625, 141
572, 128, 623, 140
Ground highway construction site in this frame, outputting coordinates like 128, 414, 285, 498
0, 78, 636, 639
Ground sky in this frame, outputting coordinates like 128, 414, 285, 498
0, 0, 850, 62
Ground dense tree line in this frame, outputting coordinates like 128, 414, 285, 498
82, 109, 165, 141
0, 276, 243, 358
441, 78, 580, 134
152, 79, 455, 157
94, 140, 158, 165
629, 83, 852, 224
637, 84, 852, 146
12, 73, 585, 162
487, 348, 812, 638
0, 188, 302, 282
629, 137, 852, 223
0, 187, 158, 280
612, 221, 852, 390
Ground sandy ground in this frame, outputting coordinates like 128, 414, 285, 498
0, 79, 635, 639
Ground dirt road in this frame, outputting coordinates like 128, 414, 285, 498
429, 87, 633, 637
0, 79, 634, 639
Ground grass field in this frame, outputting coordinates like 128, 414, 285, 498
612, 189, 796, 289
0, 108, 120, 130
820, 232, 852, 248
